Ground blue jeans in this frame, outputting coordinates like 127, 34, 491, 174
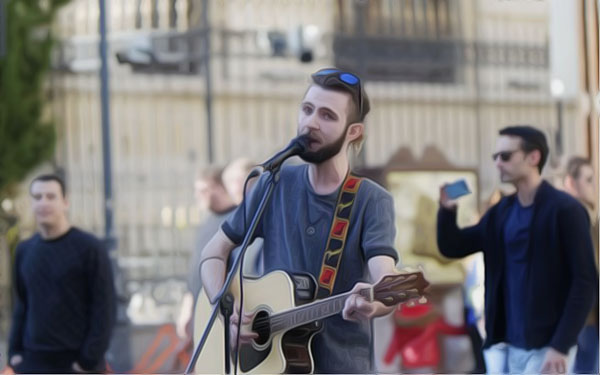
573, 325, 599, 374
484, 342, 577, 374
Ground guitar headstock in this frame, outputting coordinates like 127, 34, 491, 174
370, 271, 430, 307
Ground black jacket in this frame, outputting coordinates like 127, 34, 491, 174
437, 181, 598, 354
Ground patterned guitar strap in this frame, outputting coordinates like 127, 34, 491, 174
316, 171, 363, 299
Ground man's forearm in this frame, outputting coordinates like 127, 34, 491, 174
200, 257, 227, 304
8, 301, 26, 357
80, 265, 116, 370
199, 229, 237, 304
368, 256, 398, 318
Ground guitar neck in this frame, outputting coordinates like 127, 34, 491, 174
269, 288, 371, 334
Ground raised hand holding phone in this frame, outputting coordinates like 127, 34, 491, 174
440, 179, 471, 209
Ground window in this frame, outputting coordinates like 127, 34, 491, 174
334, 0, 461, 83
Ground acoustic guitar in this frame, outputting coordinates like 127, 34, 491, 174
193, 270, 429, 373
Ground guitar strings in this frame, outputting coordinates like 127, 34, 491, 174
243, 275, 423, 336
247, 284, 414, 329
247, 294, 351, 332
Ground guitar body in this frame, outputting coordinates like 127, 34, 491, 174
193, 271, 320, 374
192, 269, 429, 373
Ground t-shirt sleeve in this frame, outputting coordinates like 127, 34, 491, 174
221, 172, 269, 244
361, 189, 399, 264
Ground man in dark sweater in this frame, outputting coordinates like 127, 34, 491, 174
437, 126, 598, 374
8, 174, 116, 373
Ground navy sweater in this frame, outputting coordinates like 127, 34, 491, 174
437, 181, 598, 354
8, 228, 116, 370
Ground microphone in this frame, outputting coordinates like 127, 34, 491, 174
260, 134, 309, 172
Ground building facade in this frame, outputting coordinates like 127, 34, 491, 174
40, 0, 599, 282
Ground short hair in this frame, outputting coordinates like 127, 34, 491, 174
499, 125, 549, 174
310, 68, 371, 124
30, 174, 67, 197
196, 165, 225, 187
566, 156, 591, 180
224, 158, 254, 176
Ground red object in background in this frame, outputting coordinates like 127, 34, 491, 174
104, 324, 190, 374
401, 325, 440, 368
384, 302, 467, 370
384, 302, 434, 364
395, 301, 433, 319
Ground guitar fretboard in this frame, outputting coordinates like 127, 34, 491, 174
269, 289, 370, 333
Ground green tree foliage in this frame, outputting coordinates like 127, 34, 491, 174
0, 0, 71, 337
0, 0, 70, 200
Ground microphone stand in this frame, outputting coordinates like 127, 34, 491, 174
220, 293, 234, 374
185, 167, 282, 374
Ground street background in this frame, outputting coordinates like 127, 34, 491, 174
0, 0, 598, 372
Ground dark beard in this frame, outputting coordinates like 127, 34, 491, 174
299, 130, 346, 164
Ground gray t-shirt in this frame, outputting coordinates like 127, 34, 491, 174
222, 164, 398, 373
188, 209, 234, 299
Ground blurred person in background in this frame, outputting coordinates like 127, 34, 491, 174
8, 174, 116, 373
222, 157, 264, 277
188, 166, 237, 302
177, 166, 236, 340
222, 157, 256, 205
564, 157, 596, 216
437, 126, 598, 374
199, 68, 400, 373
563, 156, 599, 374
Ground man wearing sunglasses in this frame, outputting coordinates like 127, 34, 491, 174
198, 68, 398, 373
437, 125, 598, 374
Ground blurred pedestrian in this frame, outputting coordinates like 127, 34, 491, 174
564, 157, 596, 216
437, 126, 598, 374
188, 166, 237, 300
222, 157, 264, 276
222, 157, 256, 205
564, 156, 599, 374
176, 166, 236, 340
8, 174, 116, 373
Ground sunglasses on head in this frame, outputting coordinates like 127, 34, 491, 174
492, 150, 520, 162
313, 68, 363, 120
314, 69, 360, 85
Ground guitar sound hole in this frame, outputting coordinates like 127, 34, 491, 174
251, 310, 271, 346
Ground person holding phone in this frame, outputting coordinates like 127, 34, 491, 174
436, 126, 598, 374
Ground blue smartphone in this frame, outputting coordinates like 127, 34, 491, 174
444, 179, 471, 200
